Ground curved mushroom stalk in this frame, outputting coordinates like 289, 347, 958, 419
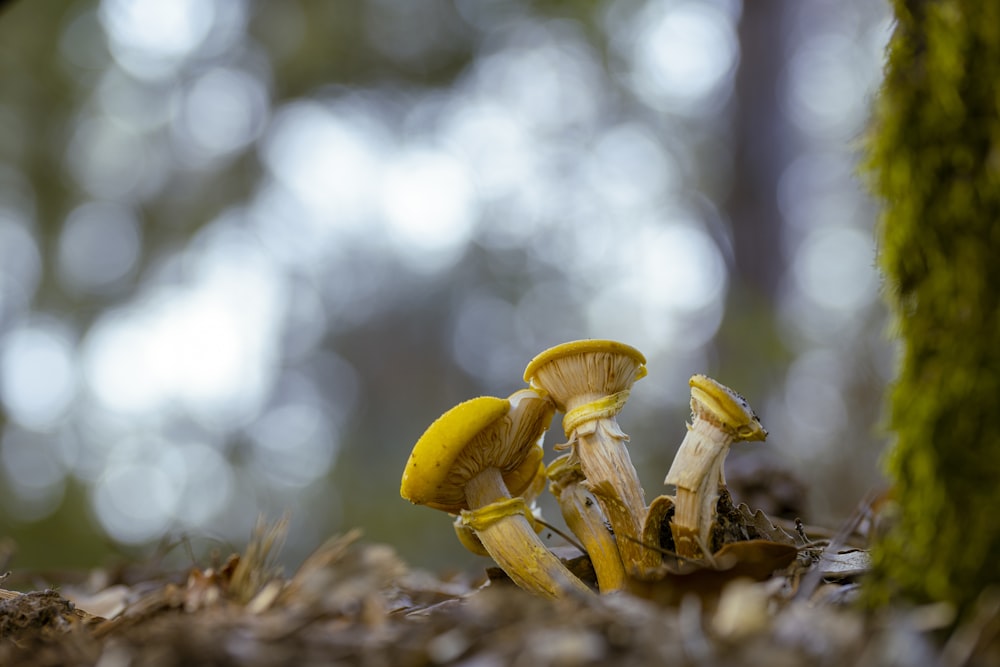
571, 415, 647, 566
547, 454, 626, 593
524, 340, 654, 573
462, 468, 593, 599
664, 375, 766, 559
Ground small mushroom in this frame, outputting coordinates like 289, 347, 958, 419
664, 374, 767, 559
524, 339, 654, 572
401, 389, 592, 598
547, 453, 627, 592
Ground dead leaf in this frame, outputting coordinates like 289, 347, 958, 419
626, 540, 798, 606
815, 549, 871, 581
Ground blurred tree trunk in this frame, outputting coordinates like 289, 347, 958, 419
727, 0, 788, 298
866, 0, 1000, 612
717, 0, 793, 390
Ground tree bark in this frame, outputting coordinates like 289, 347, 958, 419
866, 0, 1000, 612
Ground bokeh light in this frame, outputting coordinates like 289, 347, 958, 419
57, 201, 142, 294
381, 147, 476, 273
1, 427, 68, 522
99, 0, 219, 80
0, 209, 42, 326
81, 229, 282, 427
793, 227, 878, 311
0, 322, 78, 430
621, 1, 739, 113
173, 65, 270, 165
262, 99, 386, 236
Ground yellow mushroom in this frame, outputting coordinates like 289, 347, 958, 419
664, 374, 767, 559
547, 453, 627, 593
401, 389, 592, 598
524, 339, 655, 573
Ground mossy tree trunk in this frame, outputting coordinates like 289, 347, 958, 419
867, 0, 1000, 610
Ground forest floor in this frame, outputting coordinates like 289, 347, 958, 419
0, 515, 997, 667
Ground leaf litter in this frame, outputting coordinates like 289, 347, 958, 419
1, 494, 997, 666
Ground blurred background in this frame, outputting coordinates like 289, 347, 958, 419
0, 0, 893, 575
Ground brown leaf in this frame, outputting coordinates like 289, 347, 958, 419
622, 488, 800, 603
626, 540, 798, 606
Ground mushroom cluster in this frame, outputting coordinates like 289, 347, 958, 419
400, 340, 769, 597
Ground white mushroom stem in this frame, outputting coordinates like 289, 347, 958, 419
664, 417, 735, 559
560, 392, 655, 572
462, 467, 593, 598
566, 394, 647, 521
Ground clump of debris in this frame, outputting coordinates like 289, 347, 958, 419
0, 515, 995, 667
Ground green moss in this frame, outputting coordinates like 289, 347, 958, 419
865, 0, 1000, 610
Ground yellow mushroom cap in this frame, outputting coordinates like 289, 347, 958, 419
688, 374, 767, 442
400, 391, 553, 513
523, 339, 647, 411
524, 339, 647, 383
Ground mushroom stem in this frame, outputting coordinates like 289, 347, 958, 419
562, 398, 655, 574
547, 455, 626, 593
664, 375, 767, 560
664, 418, 734, 559
523, 340, 653, 574
463, 467, 593, 598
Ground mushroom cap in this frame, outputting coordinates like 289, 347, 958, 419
523, 339, 647, 411
688, 374, 767, 442
400, 390, 554, 513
